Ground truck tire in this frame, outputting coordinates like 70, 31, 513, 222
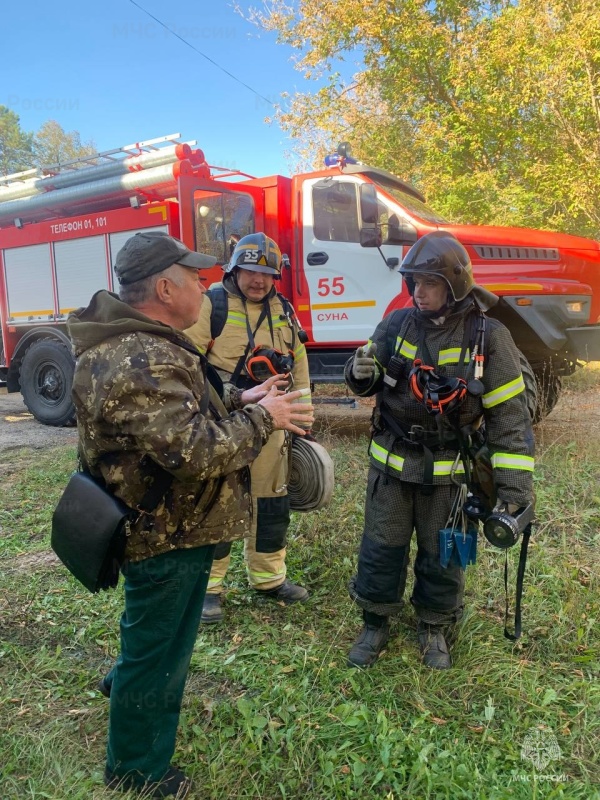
20, 339, 76, 426
518, 351, 539, 423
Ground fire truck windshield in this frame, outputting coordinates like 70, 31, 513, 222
371, 178, 449, 225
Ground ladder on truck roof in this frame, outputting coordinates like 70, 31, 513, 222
0, 133, 197, 185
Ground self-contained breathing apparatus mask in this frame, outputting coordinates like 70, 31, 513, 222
245, 346, 295, 385
408, 359, 469, 415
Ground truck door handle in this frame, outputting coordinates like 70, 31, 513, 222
306, 251, 329, 266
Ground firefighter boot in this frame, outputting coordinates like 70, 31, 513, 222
200, 593, 224, 624
347, 612, 390, 668
259, 579, 309, 605
417, 622, 452, 670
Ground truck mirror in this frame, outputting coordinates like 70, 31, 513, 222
387, 214, 418, 245
360, 227, 383, 248
359, 184, 379, 225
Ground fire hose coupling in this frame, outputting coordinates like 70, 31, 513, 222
483, 502, 535, 549
463, 496, 535, 549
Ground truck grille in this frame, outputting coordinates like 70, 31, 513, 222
473, 245, 560, 261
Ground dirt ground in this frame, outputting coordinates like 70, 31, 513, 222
1, 381, 599, 454
0, 387, 78, 454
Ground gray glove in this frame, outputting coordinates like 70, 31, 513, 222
493, 501, 521, 515
352, 343, 377, 381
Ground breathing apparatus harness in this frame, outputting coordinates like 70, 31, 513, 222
379, 307, 532, 639
378, 307, 486, 494
207, 282, 307, 391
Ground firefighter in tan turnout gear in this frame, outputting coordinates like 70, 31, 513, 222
187, 233, 312, 623
345, 231, 534, 670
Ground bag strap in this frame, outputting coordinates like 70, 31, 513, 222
137, 457, 175, 514
230, 297, 270, 387
503, 523, 532, 641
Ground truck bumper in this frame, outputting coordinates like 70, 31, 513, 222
502, 295, 591, 352
566, 325, 600, 362
307, 349, 353, 383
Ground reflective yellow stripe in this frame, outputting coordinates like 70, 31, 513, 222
294, 343, 307, 359
482, 375, 525, 408
248, 569, 286, 581
369, 443, 465, 476
433, 460, 465, 476
438, 348, 471, 366
491, 453, 534, 471
369, 440, 405, 473
226, 310, 247, 328
395, 337, 417, 359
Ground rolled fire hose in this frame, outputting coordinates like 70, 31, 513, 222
288, 436, 335, 512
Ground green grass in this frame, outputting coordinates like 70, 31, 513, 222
1, 383, 599, 798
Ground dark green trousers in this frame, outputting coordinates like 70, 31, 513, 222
106, 545, 215, 782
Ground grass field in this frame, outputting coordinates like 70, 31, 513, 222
1, 368, 599, 799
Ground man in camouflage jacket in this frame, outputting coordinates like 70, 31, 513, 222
345, 232, 534, 671
67, 231, 313, 798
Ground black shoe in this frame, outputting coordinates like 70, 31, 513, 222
347, 623, 390, 668
97, 677, 111, 698
417, 623, 452, 670
200, 593, 224, 624
104, 765, 192, 798
258, 579, 309, 605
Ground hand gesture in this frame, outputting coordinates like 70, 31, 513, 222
352, 343, 377, 381
241, 373, 289, 405
258, 387, 314, 435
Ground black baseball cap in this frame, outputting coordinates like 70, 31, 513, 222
115, 231, 217, 285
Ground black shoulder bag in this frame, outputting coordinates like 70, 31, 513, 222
51, 459, 173, 594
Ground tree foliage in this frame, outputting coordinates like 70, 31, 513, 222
33, 121, 96, 168
0, 110, 95, 179
0, 106, 34, 177
254, 0, 600, 237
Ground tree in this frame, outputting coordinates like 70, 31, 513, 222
33, 120, 96, 168
0, 105, 34, 177
251, 0, 600, 237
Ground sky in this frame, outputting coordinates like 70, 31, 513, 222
1, 0, 352, 177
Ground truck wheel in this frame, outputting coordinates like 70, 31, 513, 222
20, 339, 76, 426
518, 351, 539, 423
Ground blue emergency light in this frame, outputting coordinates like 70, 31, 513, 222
324, 142, 359, 167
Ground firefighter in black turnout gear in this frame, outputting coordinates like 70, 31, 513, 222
345, 232, 534, 669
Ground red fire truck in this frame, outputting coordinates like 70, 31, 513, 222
1, 135, 599, 425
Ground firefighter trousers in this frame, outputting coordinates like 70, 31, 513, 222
105, 545, 215, 781
349, 467, 465, 626
206, 495, 290, 593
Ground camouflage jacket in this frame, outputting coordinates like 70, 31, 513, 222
67, 290, 274, 562
345, 300, 534, 507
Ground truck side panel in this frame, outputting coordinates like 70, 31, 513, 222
5, 244, 55, 321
